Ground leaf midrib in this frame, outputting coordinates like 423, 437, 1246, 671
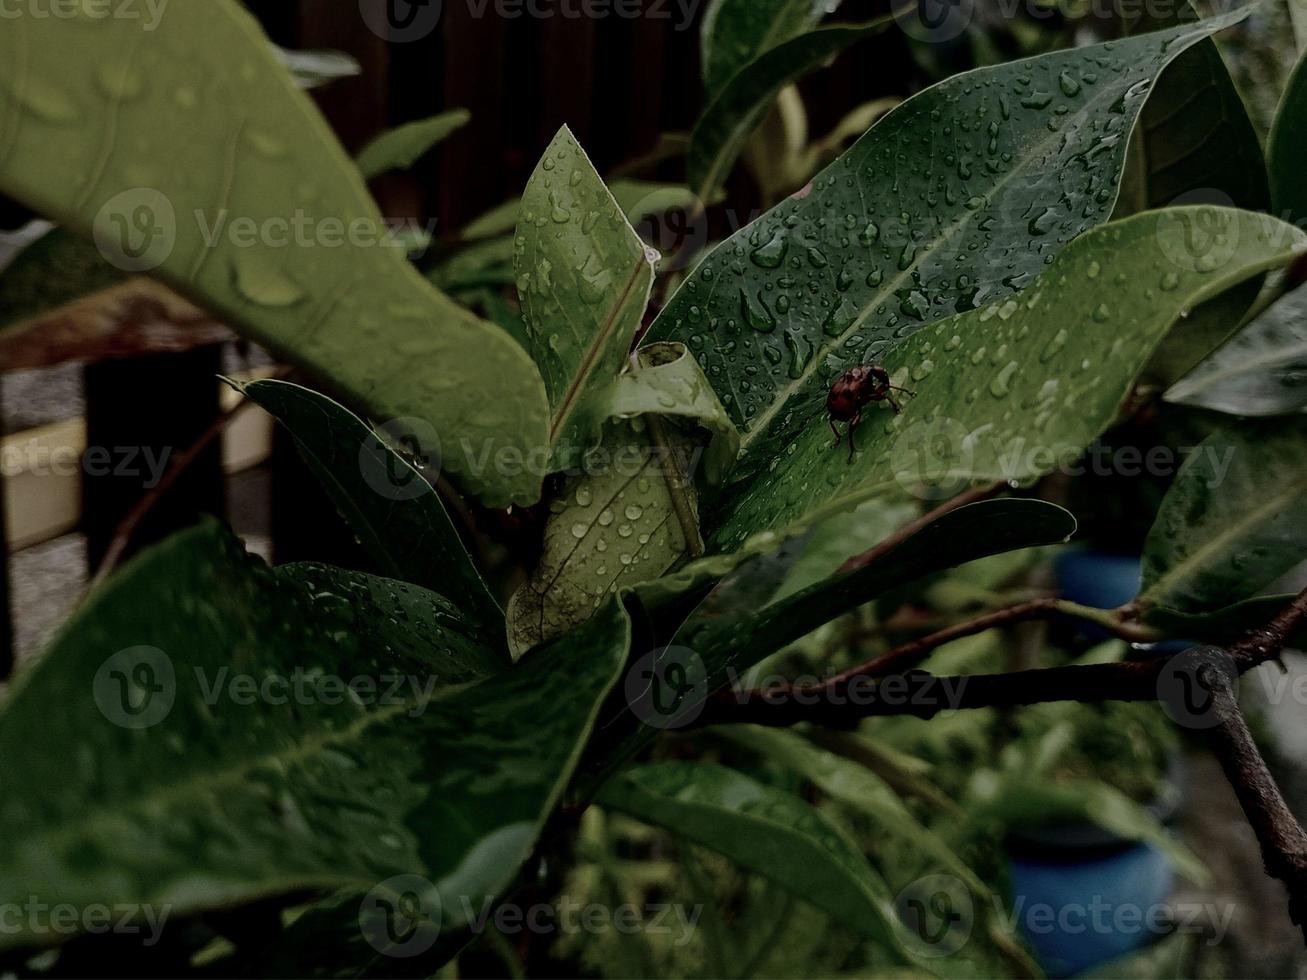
1142, 478, 1306, 608
736, 26, 1210, 455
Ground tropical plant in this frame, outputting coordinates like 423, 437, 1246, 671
2, 0, 1307, 976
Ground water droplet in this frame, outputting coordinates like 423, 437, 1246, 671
739, 288, 775, 332
570, 523, 588, 540
1040, 328, 1069, 362
750, 232, 787, 269
1092, 303, 1111, 322
231, 255, 305, 308
990, 360, 1019, 398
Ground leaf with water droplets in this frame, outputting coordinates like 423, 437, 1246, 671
690, 18, 894, 203
596, 761, 916, 961
0, 2, 549, 508
1165, 281, 1307, 417
235, 378, 504, 632
354, 108, 470, 180
507, 344, 739, 655
515, 126, 656, 469
708, 208, 1307, 552
651, 9, 1252, 537
1139, 418, 1307, 616
1113, 0, 1269, 388
0, 521, 630, 958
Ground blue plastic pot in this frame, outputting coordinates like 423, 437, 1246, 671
1007, 839, 1174, 977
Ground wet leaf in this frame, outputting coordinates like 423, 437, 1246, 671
706, 208, 1307, 553
720, 725, 988, 894
1144, 593, 1307, 649
0, 522, 629, 954
649, 10, 1250, 543
579, 499, 1075, 791
235, 378, 504, 631
507, 344, 739, 655
596, 761, 914, 959
690, 18, 895, 203
1139, 418, 1307, 615
1165, 281, 1307, 416
355, 108, 470, 180
515, 126, 656, 468
1114, 0, 1269, 387
0, 1, 549, 507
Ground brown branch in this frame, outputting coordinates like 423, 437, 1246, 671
702, 584, 1307, 728
1203, 666, 1307, 943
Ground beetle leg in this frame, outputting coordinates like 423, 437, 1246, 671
830, 418, 842, 448
847, 411, 861, 462
890, 385, 915, 397
886, 394, 902, 414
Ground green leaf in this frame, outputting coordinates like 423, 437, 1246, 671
1114, 0, 1270, 387
0, 2, 548, 507
355, 108, 471, 180
0, 521, 630, 954
460, 179, 703, 242
0, 228, 124, 331
1165, 281, 1307, 417
579, 499, 1075, 791
234, 378, 503, 630
1139, 418, 1307, 616
706, 207, 1307, 553
773, 498, 918, 601
689, 18, 894, 202
720, 725, 989, 895
650, 10, 1251, 542
700, 0, 831, 93
1144, 593, 1307, 648
596, 761, 913, 959
515, 126, 656, 468
1270, 45, 1307, 227
506, 343, 739, 655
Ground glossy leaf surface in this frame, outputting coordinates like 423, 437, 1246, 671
0, 523, 629, 950
708, 208, 1306, 552
1140, 418, 1307, 615
700, 0, 829, 92
650, 11, 1247, 542
236, 378, 503, 630
0, 1, 549, 506
597, 761, 912, 958
515, 126, 656, 467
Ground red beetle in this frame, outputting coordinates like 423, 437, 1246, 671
826, 365, 913, 461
